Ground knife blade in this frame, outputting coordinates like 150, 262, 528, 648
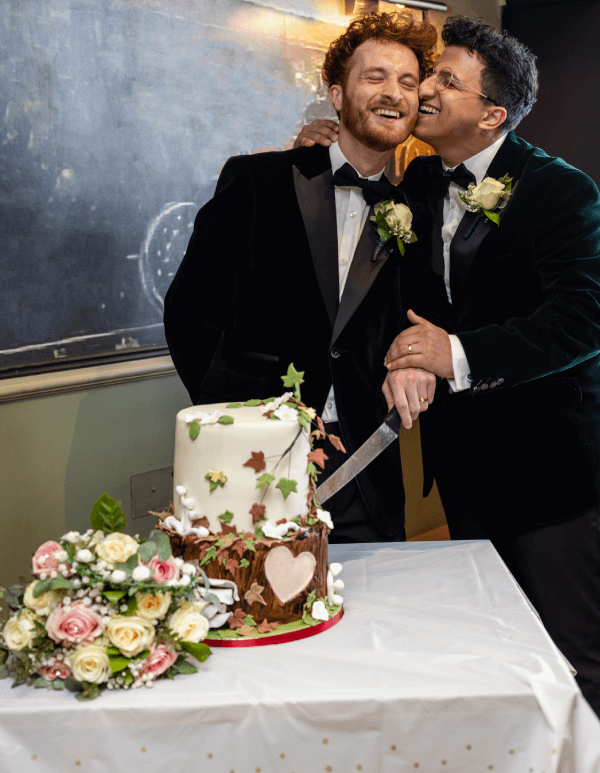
315, 406, 402, 505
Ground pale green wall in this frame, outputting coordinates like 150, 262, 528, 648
0, 374, 190, 587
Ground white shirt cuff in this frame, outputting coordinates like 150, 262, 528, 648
447, 335, 471, 393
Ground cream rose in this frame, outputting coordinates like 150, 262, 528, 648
23, 581, 60, 616
3, 611, 37, 651
386, 201, 413, 230
135, 591, 172, 621
472, 177, 505, 211
168, 601, 210, 643
96, 533, 139, 564
71, 643, 110, 684
106, 615, 155, 656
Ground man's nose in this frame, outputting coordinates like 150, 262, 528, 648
419, 73, 436, 100
381, 78, 403, 103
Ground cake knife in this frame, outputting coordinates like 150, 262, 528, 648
315, 406, 402, 505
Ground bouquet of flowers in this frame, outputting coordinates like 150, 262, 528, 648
0, 494, 212, 700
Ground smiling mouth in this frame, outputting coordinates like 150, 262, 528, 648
373, 108, 404, 120
418, 104, 441, 115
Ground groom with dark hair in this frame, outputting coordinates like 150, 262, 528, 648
164, 12, 442, 544
297, 15, 600, 716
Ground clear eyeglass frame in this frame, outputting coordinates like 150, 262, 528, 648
425, 67, 499, 106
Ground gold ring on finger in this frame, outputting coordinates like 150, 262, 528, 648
419, 397, 428, 403
408, 344, 412, 354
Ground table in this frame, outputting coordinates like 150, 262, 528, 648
1, 541, 599, 773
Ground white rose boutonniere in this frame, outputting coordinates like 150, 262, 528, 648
459, 174, 513, 225
370, 200, 417, 257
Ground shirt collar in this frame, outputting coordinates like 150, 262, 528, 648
329, 142, 385, 181
443, 133, 508, 185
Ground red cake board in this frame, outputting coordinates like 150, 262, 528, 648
208, 607, 344, 648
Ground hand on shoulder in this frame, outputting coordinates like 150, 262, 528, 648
294, 119, 339, 149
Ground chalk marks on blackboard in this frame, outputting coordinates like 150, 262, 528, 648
129, 201, 197, 316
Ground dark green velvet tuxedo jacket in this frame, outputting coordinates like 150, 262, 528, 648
402, 131, 600, 527
164, 144, 440, 536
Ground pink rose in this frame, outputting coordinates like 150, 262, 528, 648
148, 556, 180, 585
140, 642, 177, 679
32, 541, 66, 576
37, 659, 73, 681
46, 603, 105, 644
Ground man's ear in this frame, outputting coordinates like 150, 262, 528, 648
478, 105, 507, 132
329, 84, 343, 114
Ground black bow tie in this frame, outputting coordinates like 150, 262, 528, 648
430, 158, 476, 198
332, 162, 396, 205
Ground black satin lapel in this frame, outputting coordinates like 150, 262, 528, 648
331, 210, 388, 345
293, 165, 338, 328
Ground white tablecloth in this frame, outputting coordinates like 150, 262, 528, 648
1, 541, 599, 773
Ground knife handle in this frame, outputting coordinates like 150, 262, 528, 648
383, 406, 402, 435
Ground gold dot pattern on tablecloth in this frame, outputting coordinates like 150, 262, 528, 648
76, 763, 81, 767
414, 765, 419, 769
326, 767, 332, 772
357, 766, 363, 770
323, 739, 329, 744
32, 756, 37, 761
441, 761, 447, 766
466, 745, 472, 750
488, 766, 494, 770
391, 745, 396, 751
141, 748, 146, 753
280, 753, 285, 759
207, 754, 213, 759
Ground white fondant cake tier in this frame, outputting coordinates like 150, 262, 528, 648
173, 403, 312, 533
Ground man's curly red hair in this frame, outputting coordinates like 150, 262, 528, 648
322, 11, 437, 88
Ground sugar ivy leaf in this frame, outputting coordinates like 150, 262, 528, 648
240, 558, 250, 568
255, 526, 265, 539
243, 399, 262, 407
90, 493, 127, 533
226, 402, 243, 409
200, 546, 218, 566
243, 451, 266, 473
217, 415, 234, 425
218, 511, 234, 524
307, 462, 317, 477
281, 363, 305, 390
255, 473, 275, 489
245, 539, 257, 553
243, 614, 258, 627
308, 448, 329, 470
276, 478, 298, 501
189, 421, 201, 441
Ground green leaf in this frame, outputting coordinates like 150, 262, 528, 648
200, 546, 218, 566
180, 641, 212, 663
90, 493, 127, 533
226, 402, 243, 408
276, 477, 298, 501
103, 590, 127, 603
108, 654, 132, 674
64, 677, 83, 693
49, 576, 74, 591
0, 650, 8, 666
281, 363, 305, 391
34, 677, 52, 689
189, 421, 200, 441
107, 647, 121, 655
205, 592, 221, 606
269, 413, 280, 421
217, 415, 234, 425
52, 678, 65, 691
137, 541, 158, 562
306, 462, 317, 477
173, 658, 198, 675
32, 579, 53, 598
245, 539, 256, 553
297, 412, 310, 430
240, 558, 250, 568
396, 236, 405, 257
122, 596, 138, 616
148, 530, 172, 562
255, 473, 275, 489
254, 526, 265, 539
217, 510, 234, 524
484, 209, 500, 226
114, 554, 139, 577
243, 399, 262, 407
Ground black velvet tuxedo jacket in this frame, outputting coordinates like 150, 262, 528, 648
164, 144, 438, 536
402, 131, 600, 527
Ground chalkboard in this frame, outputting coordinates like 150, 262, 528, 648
0, 0, 339, 377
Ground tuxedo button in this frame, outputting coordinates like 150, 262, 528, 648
331, 348, 341, 359
490, 381, 497, 388
450, 200, 456, 209
481, 383, 488, 390
497, 378, 504, 385
350, 211, 356, 218
472, 386, 480, 394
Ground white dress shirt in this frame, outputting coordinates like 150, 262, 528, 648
444, 133, 508, 391
322, 143, 386, 422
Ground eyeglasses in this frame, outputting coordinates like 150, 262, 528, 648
425, 67, 499, 106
